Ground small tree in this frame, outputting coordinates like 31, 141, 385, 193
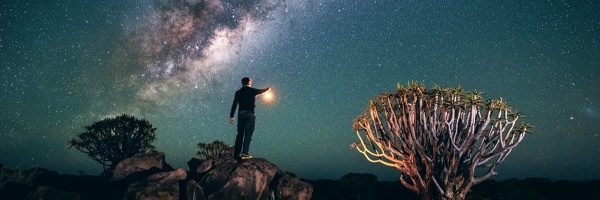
351, 82, 531, 200
68, 114, 157, 175
196, 140, 234, 160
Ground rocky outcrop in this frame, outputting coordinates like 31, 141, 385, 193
189, 157, 313, 200
122, 168, 187, 200
3, 152, 312, 200
111, 153, 311, 200
186, 180, 206, 200
111, 151, 172, 183
273, 173, 313, 200
192, 158, 280, 199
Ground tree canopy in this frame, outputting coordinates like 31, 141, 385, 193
352, 82, 531, 200
68, 114, 157, 175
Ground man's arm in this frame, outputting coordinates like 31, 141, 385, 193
257, 87, 271, 95
229, 92, 238, 124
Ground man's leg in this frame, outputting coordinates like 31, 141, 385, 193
234, 114, 248, 160
241, 113, 256, 155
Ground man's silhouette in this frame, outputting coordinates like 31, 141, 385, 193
230, 77, 271, 160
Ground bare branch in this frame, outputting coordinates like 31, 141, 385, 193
351, 82, 530, 200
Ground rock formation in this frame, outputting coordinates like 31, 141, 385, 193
115, 153, 312, 200
1, 152, 312, 200
190, 157, 313, 200
122, 168, 187, 200
111, 151, 173, 183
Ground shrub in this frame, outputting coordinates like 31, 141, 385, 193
196, 140, 234, 160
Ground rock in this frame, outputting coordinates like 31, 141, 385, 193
200, 158, 278, 199
193, 157, 312, 200
122, 168, 187, 200
186, 180, 205, 200
193, 157, 238, 175
187, 158, 204, 177
24, 186, 81, 200
273, 173, 313, 200
111, 152, 168, 183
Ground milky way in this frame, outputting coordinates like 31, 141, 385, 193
583, 106, 600, 120
123, 0, 285, 103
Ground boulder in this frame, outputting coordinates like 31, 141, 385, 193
186, 180, 206, 200
24, 186, 81, 200
122, 168, 187, 200
192, 157, 312, 200
111, 152, 170, 183
273, 173, 313, 200
193, 157, 238, 175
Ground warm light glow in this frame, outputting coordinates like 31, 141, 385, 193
264, 91, 273, 101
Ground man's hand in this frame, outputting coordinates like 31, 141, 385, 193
230, 118, 235, 124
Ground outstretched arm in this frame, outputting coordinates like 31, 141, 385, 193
258, 87, 271, 95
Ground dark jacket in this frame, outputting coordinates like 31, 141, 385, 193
230, 86, 269, 118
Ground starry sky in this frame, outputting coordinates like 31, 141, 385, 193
1, 0, 599, 181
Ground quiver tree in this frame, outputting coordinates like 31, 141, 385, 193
351, 82, 532, 200
197, 140, 234, 160
68, 114, 157, 175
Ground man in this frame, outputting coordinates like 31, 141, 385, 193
230, 77, 271, 160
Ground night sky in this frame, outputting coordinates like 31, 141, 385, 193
1, 0, 599, 181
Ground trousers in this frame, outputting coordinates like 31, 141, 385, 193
235, 111, 256, 157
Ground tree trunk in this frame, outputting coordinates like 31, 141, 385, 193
434, 192, 466, 200
438, 185, 470, 200
453, 187, 470, 200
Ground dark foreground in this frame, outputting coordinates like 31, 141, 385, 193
306, 178, 600, 200
1, 170, 599, 200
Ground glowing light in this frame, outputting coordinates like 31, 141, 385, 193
263, 91, 273, 102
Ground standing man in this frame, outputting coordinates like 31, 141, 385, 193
230, 77, 271, 160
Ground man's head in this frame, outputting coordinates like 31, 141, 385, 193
241, 77, 252, 87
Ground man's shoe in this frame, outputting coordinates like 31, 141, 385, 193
241, 154, 253, 160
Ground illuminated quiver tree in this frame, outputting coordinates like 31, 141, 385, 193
352, 82, 532, 200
